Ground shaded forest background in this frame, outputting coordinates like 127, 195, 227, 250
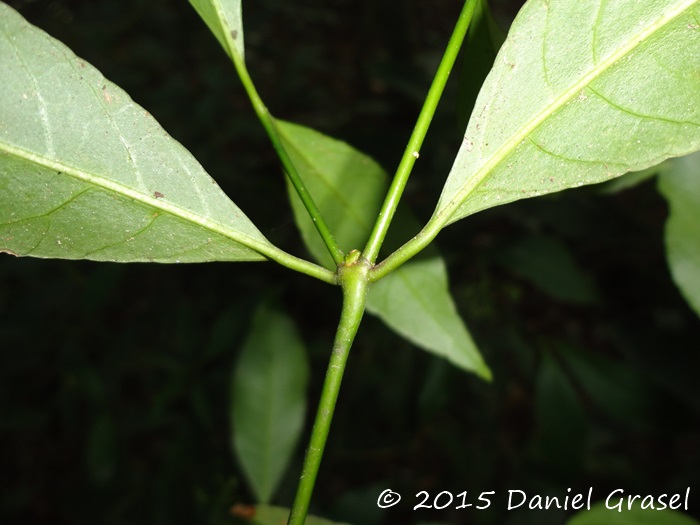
1, 1, 699, 524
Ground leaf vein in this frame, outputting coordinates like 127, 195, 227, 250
0, 140, 274, 258
3, 187, 93, 226
82, 211, 159, 258
587, 85, 700, 126
527, 136, 628, 167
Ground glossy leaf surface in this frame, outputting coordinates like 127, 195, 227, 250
437, 0, 700, 226
188, 0, 244, 60
231, 303, 309, 503
659, 151, 700, 317
567, 500, 698, 525
279, 121, 489, 377
0, 4, 270, 262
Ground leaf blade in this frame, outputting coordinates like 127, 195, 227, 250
366, 255, 491, 379
231, 303, 310, 504
437, 0, 700, 226
0, 4, 271, 262
277, 120, 386, 270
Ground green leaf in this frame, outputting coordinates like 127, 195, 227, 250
0, 4, 272, 263
237, 505, 350, 525
278, 121, 489, 377
276, 120, 385, 270
367, 255, 491, 380
231, 302, 310, 504
566, 499, 698, 525
558, 345, 654, 430
658, 151, 700, 317
437, 0, 700, 226
188, 0, 244, 61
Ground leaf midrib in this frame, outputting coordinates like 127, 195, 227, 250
0, 139, 272, 257
438, 0, 696, 225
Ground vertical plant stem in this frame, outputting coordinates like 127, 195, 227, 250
288, 252, 371, 525
228, 49, 345, 266
362, 0, 478, 263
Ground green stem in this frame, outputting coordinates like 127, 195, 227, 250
260, 244, 339, 285
288, 251, 371, 525
227, 44, 345, 266
369, 218, 442, 282
362, 0, 478, 263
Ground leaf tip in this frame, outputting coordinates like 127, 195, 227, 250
478, 363, 493, 383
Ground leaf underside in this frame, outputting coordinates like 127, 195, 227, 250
0, 4, 270, 263
188, 0, 245, 61
437, 0, 700, 226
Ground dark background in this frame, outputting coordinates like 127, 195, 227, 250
2, 1, 699, 524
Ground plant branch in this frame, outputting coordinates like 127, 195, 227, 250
228, 45, 345, 267
362, 0, 478, 263
261, 244, 339, 285
288, 251, 371, 525
369, 218, 443, 282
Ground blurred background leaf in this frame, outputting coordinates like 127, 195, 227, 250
566, 500, 699, 525
533, 351, 588, 478
493, 235, 600, 305
658, 151, 700, 318
456, 0, 505, 132
232, 301, 310, 504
